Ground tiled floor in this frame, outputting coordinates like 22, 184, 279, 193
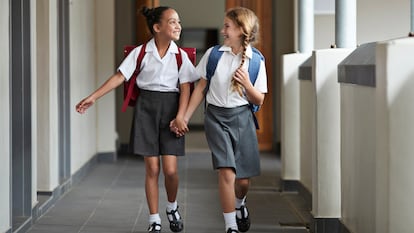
27, 131, 310, 233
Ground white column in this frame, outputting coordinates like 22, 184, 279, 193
298, 0, 314, 53
376, 38, 414, 233
35, 0, 60, 192
411, 0, 414, 32
312, 48, 353, 217
335, 0, 356, 48
281, 53, 311, 181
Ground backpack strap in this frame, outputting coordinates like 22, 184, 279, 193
248, 47, 264, 90
204, 45, 223, 95
247, 47, 264, 113
121, 43, 147, 112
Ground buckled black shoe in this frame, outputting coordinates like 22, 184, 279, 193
236, 205, 250, 232
166, 206, 183, 232
226, 228, 239, 233
148, 222, 161, 233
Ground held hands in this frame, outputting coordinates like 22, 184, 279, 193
75, 96, 95, 114
169, 117, 189, 137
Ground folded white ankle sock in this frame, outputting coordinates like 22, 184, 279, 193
223, 211, 238, 231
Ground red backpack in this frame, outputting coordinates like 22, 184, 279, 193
121, 43, 196, 112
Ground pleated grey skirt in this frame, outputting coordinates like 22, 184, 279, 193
129, 89, 185, 157
204, 104, 260, 178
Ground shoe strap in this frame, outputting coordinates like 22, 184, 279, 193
166, 206, 181, 221
148, 222, 161, 231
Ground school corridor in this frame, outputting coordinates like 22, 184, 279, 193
2, 0, 414, 233
25, 131, 310, 233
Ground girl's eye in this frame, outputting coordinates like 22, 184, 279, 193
169, 20, 180, 25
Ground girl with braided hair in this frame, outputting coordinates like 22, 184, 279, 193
76, 6, 198, 233
171, 7, 268, 233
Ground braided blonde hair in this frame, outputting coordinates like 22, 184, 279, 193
226, 7, 260, 96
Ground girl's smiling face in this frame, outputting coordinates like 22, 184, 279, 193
221, 17, 243, 48
154, 9, 182, 41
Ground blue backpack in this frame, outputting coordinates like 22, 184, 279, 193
205, 45, 264, 129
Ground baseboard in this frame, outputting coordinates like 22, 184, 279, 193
11, 218, 32, 233
98, 151, 117, 162
24, 154, 100, 233
72, 155, 98, 185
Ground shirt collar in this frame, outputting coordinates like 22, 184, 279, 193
146, 38, 179, 54
219, 44, 253, 59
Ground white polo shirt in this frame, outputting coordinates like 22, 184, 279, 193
196, 45, 268, 108
118, 38, 199, 92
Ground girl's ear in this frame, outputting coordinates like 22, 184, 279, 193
153, 23, 161, 33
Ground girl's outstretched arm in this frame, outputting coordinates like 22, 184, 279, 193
76, 71, 125, 114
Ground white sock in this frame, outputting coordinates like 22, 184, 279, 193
166, 201, 181, 221
235, 196, 246, 209
149, 213, 161, 225
235, 196, 248, 219
223, 211, 238, 231
166, 200, 178, 212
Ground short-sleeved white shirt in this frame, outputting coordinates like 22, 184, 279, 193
196, 45, 268, 108
118, 38, 199, 92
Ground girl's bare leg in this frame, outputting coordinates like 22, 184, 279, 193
145, 156, 161, 214
218, 168, 236, 212
162, 155, 179, 202
235, 178, 250, 199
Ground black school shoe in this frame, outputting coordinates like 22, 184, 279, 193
236, 205, 251, 232
148, 222, 161, 233
166, 206, 184, 232
227, 228, 239, 233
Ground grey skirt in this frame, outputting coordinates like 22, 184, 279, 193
129, 89, 185, 157
204, 104, 260, 178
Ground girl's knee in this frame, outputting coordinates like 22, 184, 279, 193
146, 165, 160, 178
163, 167, 178, 178
219, 168, 236, 183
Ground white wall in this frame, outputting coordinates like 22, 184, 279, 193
160, 0, 224, 29
358, 0, 410, 44
313, 0, 410, 50
96, 0, 117, 153
70, 0, 99, 172
315, 14, 335, 49
0, 1, 11, 231
70, 0, 117, 172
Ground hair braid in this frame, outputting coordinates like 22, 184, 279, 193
226, 7, 260, 96
232, 37, 249, 96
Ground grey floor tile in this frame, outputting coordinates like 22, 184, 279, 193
27, 131, 311, 233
